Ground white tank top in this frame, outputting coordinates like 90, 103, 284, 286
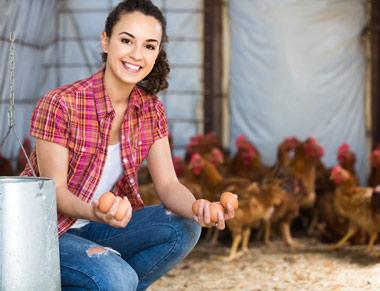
70, 143, 123, 229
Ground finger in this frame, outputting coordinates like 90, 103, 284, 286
203, 203, 211, 225
107, 196, 121, 220
197, 200, 207, 225
216, 209, 225, 230
122, 202, 133, 225
224, 202, 235, 220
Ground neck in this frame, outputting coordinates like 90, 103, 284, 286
337, 178, 356, 191
290, 157, 316, 193
201, 159, 223, 189
104, 65, 135, 105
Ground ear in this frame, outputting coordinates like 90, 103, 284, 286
101, 31, 109, 53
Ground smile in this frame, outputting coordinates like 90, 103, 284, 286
122, 61, 142, 73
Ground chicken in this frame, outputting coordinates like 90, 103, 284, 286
229, 135, 270, 182
337, 143, 359, 185
16, 138, 32, 174
0, 152, 14, 176
368, 147, 380, 187
223, 182, 283, 261
264, 137, 323, 247
330, 165, 380, 253
288, 137, 324, 208
184, 132, 222, 163
263, 171, 307, 247
274, 136, 301, 170
309, 143, 357, 240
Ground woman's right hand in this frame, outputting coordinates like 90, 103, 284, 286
91, 196, 132, 228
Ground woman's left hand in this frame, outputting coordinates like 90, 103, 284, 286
192, 199, 235, 230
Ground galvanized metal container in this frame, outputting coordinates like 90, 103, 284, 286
0, 177, 61, 290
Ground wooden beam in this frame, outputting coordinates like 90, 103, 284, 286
203, 0, 224, 138
371, 0, 380, 148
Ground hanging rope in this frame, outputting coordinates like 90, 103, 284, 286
0, 32, 37, 178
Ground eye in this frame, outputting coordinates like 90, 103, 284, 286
146, 44, 156, 50
121, 38, 131, 44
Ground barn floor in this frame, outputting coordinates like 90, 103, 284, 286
150, 237, 380, 290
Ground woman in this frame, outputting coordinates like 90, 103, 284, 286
22, 0, 235, 290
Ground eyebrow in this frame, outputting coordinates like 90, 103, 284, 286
119, 32, 159, 43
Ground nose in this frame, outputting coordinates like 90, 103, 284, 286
129, 44, 143, 61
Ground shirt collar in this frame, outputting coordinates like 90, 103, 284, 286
91, 68, 114, 119
91, 68, 146, 120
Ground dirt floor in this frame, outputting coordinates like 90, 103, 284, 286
150, 237, 380, 291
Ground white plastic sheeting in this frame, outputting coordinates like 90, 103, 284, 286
0, 0, 56, 164
229, 0, 368, 183
0, 0, 203, 163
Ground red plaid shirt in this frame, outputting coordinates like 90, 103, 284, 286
21, 69, 168, 236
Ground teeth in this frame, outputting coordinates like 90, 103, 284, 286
125, 62, 140, 70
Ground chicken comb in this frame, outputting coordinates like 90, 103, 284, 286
338, 143, 350, 154
304, 137, 324, 159
211, 148, 224, 164
283, 136, 300, 149
305, 137, 317, 144
331, 165, 343, 175
235, 135, 248, 148
188, 134, 203, 147
189, 153, 202, 164
189, 153, 204, 175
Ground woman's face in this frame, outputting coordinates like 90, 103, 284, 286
102, 11, 162, 87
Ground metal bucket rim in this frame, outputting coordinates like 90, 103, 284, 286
0, 176, 53, 183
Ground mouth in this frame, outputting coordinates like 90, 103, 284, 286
122, 61, 142, 73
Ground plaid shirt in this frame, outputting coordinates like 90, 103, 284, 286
21, 69, 168, 236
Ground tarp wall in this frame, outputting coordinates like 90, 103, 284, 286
229, 0, 368, 183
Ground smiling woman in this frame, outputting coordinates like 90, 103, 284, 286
19, 0, 236, 290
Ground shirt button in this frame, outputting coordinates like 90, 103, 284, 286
81, 147, 86, 152
123, 158, 128, 163
138, 141, 142, 145
122, 135, 125, 140
137, 193, 141, 199
129, 178, 134, 184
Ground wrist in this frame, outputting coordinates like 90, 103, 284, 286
81, 201, 96, 221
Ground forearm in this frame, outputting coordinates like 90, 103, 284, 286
157, 181, 196, 219
56, 186, 96, 221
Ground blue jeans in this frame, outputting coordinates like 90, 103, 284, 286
59, 205, 201, 291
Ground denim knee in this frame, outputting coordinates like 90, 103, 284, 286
175, 217, 202, 250
100, 264, 139, 291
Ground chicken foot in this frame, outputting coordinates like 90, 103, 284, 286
329, 223, 358, 250
281, 222, 304, 248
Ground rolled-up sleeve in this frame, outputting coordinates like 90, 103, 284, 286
30, 92, 69, 147
153, 98, 169, 141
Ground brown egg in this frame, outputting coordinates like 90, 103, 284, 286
98, 192, 115, 213
220, 192, 238, 210
192, 199, 210, 215
209, 202, 224, 223
115, 199, 129, 221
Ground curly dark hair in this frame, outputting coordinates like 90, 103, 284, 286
102, 0, 170, 94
